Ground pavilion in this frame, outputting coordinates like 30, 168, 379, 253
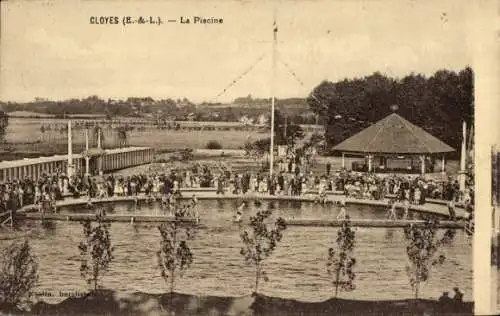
332, 113, 455, 175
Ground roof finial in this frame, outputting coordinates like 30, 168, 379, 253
390, 104, 399, 112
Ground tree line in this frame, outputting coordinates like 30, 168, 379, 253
0, 96, 316, 124
307, 67, 473, 154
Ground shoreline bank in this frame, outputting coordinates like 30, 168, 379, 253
0, 290, 474, 316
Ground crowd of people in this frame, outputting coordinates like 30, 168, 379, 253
0, 174, 81, 215
438, 287, 465, 307
0, 156, 473, 226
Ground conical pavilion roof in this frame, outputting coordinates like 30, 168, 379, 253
333, 113, 455, 154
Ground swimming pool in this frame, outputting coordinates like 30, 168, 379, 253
1, 200, 472, 303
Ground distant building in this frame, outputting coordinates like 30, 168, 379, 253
239, 115, 254, 125
258, 114, 268, 125
186, 112, 196, 121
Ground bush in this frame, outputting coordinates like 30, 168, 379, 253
0, 240, 39, 308
206, 140, 222, 150
180, 148, 194, 161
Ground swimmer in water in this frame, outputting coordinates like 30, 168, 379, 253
234, 201, 245, 222
161, 194, 168, 210
386, 199, 398, 221
86, 195, 93, 208
402, 198, 410, 220
336, 198, 347, 220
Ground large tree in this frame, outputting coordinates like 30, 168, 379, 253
0, 110, 8, 143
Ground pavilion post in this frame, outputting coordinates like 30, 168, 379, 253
441, 155, 445, 173
97, 127, 102, 149
368, 155, 372, 172
67, 120, 74, 178
85, 129, 90, 177
96, 127, 103, 176
341, 153, 345, 169
420, 155, 426, 175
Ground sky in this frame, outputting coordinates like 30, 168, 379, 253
0, 0, 479, 103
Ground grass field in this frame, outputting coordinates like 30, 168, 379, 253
2, 118, 268, 153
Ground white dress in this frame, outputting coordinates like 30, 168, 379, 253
249, 178, 256, 192
414, 189, 421, 203
187, 177, 193, 188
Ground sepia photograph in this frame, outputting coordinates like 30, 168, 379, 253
0, 0, 485, 315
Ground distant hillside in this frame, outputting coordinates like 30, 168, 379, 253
200, 97, 309, 109
0, 96, 310, 122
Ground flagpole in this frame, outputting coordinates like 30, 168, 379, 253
269, 11, 277, 177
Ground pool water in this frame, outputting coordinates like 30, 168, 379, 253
1, 200, 472, 303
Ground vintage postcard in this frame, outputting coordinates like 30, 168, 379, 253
0, 0, 496, 315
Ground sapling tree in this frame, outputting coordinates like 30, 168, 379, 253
0, 240, 38, 309
157, 208, 195, 316
78, 209, 114, 293
157, 212, 194, 294
326, 216, 356, 298
404, 218, 455, 299
240, 207, 287, 294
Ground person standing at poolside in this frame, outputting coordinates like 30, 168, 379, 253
173, 177, 180, 195
190, 194, 199, 220
452, 287, 463, 302
317, 179, 326, 204
413, 187, 421, 205
216, 175, 224, 195
169, 193, 176, 208
114, 180, 120, 197
17, 185, 24, 209
448, 197, 456, 221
